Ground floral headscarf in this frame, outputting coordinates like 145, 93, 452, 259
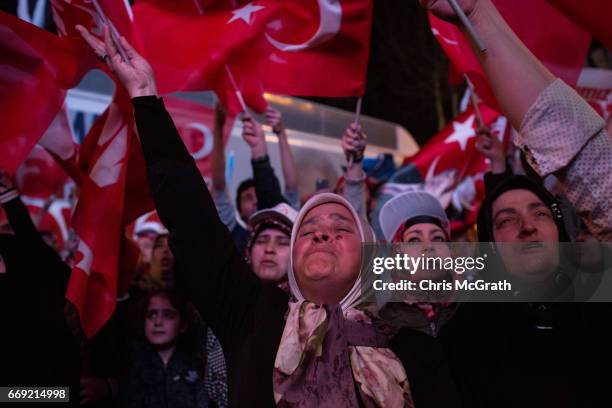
273, 193, 414, 407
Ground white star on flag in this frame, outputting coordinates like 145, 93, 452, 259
227, 2, 265, 25
445, 115, 476, 151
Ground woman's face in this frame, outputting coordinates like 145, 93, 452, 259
401, 223, 451, 281
250, 228, 291, 282
293, 203, 362, 304
144, 294, 184, 348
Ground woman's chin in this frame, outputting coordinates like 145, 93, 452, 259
303, 260, 335, 281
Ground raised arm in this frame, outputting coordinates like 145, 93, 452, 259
211, 103, 227, 192
241, 113, 287, 209
77, 24, 261, 345
340, 123, 368, 219
422, 0, 612, 240
0, 171, 38, 240
475, 128, 513, 194
265, 108, 298, 194
209, 103, 239, 231
422, 0, 554, 130
0, 171, 70, 287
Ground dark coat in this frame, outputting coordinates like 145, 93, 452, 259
133, 97, 466, 407
0, 197, 80, 407
122, 343, 208, 408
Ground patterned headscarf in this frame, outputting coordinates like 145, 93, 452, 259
273, 193, 414, 407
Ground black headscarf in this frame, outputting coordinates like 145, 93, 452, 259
477, 175, 570, 243
476, 175, 574, 300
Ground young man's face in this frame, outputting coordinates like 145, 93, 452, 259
250, 228, 291, 283
293, 203, 362, 304
492, 189, 560, 282
239, 186, 258, 222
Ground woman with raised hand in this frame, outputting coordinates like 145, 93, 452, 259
77, 25, 415, 407
420, 0, 612, 241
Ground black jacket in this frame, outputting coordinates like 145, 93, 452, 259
122, 343, 208, 408
132, 97, 466, 408
0, 197, 79, 407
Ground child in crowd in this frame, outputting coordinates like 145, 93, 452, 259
122, 290, 209, 408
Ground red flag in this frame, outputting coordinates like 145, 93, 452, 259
0, 11, 85, 174
164, 96, 235, 176
428, 13, 497, 108
15, 145, 69, 199
67, 96, 133, 337
133, 1, 372, 112
547, 0, 612, 50
374, 104, 508, 234
576, 68, 612, 122
133, 0, 280, 92
258, 0, 373, 97
38, 105, 83, 185
20, 196, 73, 250
50, 0, 137, 77
430, 0, 591, 108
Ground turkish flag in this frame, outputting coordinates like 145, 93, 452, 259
67, 95, 135, 337
133, 1, 279, 89
37, 105, 83, 186
372, 104, 508, 236
15, 146, 69, 200
258, 0, 373, 97
53, 0, 155, 225
50, 0, 137, 79
20, 197, 73, 250
576, 68, 612, 122
428, 13, 496, 107
547, 0, 612, 50
430, 0, 591, 108
133, 0, 372, 112
164, 96, 235, 177
0, 11, 85, 174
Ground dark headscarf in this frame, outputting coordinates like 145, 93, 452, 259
477, 175, 570, 243
476, 175, 574, 299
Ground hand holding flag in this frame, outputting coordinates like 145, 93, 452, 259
342, 123, 367, 165
264, 108, 285, 135
474, 128, 506, 174
76, 24, 157, 98
241, 113, 267, 159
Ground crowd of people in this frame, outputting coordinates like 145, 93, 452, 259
1, 0, 612, 407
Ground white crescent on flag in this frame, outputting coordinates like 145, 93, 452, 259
184, 123, 214, 161
75, 240, 93, 275
265, 0, 342, 52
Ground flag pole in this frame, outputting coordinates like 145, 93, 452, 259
91, 0, 132, 64
464, 75, 484, 129
446, 0, 486, 52
348, 96, 363, 169
224, 64, 248, 114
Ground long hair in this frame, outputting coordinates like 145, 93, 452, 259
136, 289, 204, 358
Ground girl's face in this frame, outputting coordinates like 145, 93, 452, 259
144, 294, 184, 348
